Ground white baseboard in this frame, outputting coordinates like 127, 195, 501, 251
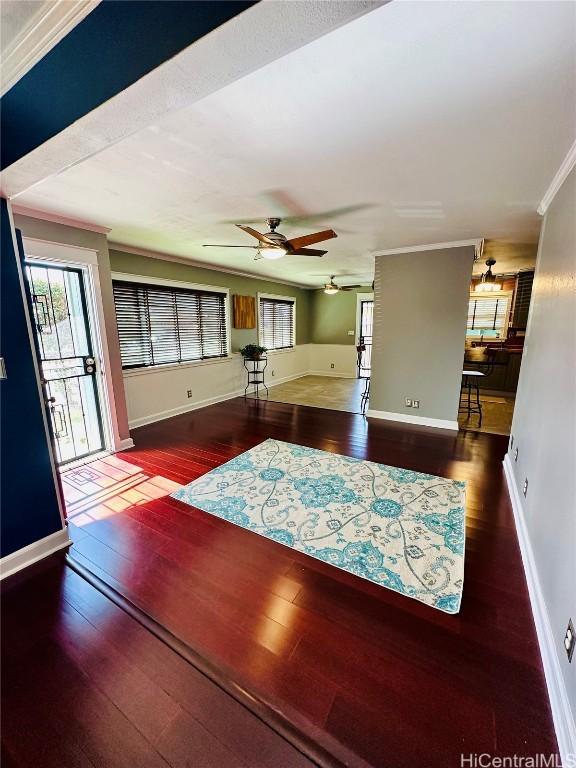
308, 370, 356, 379
0, 528, 71, 581
127, 371, 309, 429
129, 389, 244, 429
265, 371, 308, 387
117, 437, 135, 451
503, 454, 576, 765
366, 409, 459, 431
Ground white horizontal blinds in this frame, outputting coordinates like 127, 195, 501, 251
113, 280, 227, 369
260, 297, 294, 350
467, 295, 508, 334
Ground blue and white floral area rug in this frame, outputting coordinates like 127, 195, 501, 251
172, 439, 466, 614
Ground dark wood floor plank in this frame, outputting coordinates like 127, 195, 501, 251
52, 397, 559, 765
2, 561, 318, 768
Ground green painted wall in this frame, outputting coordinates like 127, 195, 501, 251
109, 250, 312, 351
309, 287, 373, 344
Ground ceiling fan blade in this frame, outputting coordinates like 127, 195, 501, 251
236, 224, 275, 245
341, 285, 362, 291
286, 229, 338, 250
203, 244, 259, 249
289, 248, 327, 257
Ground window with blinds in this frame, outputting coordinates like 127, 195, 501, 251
112, 280, 228, 369
466, 294, 510, 340
259, 296, 295, 350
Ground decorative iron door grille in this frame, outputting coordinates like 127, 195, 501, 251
358, 299, 373, 378
25, 262, 105, 465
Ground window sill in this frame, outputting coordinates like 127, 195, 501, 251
122, 355, 235, 378
265, 347, 296, 356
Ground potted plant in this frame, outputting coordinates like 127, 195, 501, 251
239, 343, 268, 361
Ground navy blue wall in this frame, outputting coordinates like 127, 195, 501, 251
1, 200, 64, 557
1, 0, 255, 169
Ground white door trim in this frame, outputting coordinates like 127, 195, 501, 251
22, 236, 123, 455
6, 207, 67, 529
355, 292, 374, 345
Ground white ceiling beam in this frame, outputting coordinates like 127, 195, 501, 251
12, 203, 110, 234
1, 0, 383, 199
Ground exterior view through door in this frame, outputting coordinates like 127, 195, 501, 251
358, 297, 373, 378
25, 262, 105, 465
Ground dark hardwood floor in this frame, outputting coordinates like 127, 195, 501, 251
1, 556, 318, 768
33, 398, 557, 766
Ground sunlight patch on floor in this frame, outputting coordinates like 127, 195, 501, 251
61, 454, 182, 525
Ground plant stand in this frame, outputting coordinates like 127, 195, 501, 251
244, 357, 269, 399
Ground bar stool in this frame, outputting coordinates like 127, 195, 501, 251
459, 370, 484, 425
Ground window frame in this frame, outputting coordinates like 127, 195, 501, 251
111, 272, 231, 373
257, 292, 296, 352
466, 290, 512, 341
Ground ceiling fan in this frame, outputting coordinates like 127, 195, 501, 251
321, 276, 362, 295
203, 218, 337, 260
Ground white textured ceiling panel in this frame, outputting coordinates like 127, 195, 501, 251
10, 0, 576, 287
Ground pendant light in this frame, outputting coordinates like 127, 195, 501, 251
475, 258, 502, 292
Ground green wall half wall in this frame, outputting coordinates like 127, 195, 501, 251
109, 249, 373, 349
310, 286, 373, 345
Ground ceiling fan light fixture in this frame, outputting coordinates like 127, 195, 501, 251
475, 258, 502, 292
324, 285, 339, 295
259, 246, 286, 260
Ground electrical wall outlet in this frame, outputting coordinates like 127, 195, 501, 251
412, 400, 420, 409
405, 398, 412, 407
515, 447, 519, 462
187, 390, 192, 398
331, 363, 335, 369
347, 330, 354, 336
523, 478, 528, 497
565, 619, 575, 662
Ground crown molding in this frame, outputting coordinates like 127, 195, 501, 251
108, 242, 313, 290
373, 239, 483, 258
537, 138, 576, 217
1, 0, 100, 96
11, 205, 111, 234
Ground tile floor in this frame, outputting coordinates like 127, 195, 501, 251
250, 375, 515, 436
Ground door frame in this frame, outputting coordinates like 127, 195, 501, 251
355, 292, 374, 377
355, 292, 374, 344
23, 237, 120, 460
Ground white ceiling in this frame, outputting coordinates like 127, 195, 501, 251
13, 1, 576, 287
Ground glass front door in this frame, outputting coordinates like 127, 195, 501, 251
25, 262, 105, 465
358, 299, 374, 378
